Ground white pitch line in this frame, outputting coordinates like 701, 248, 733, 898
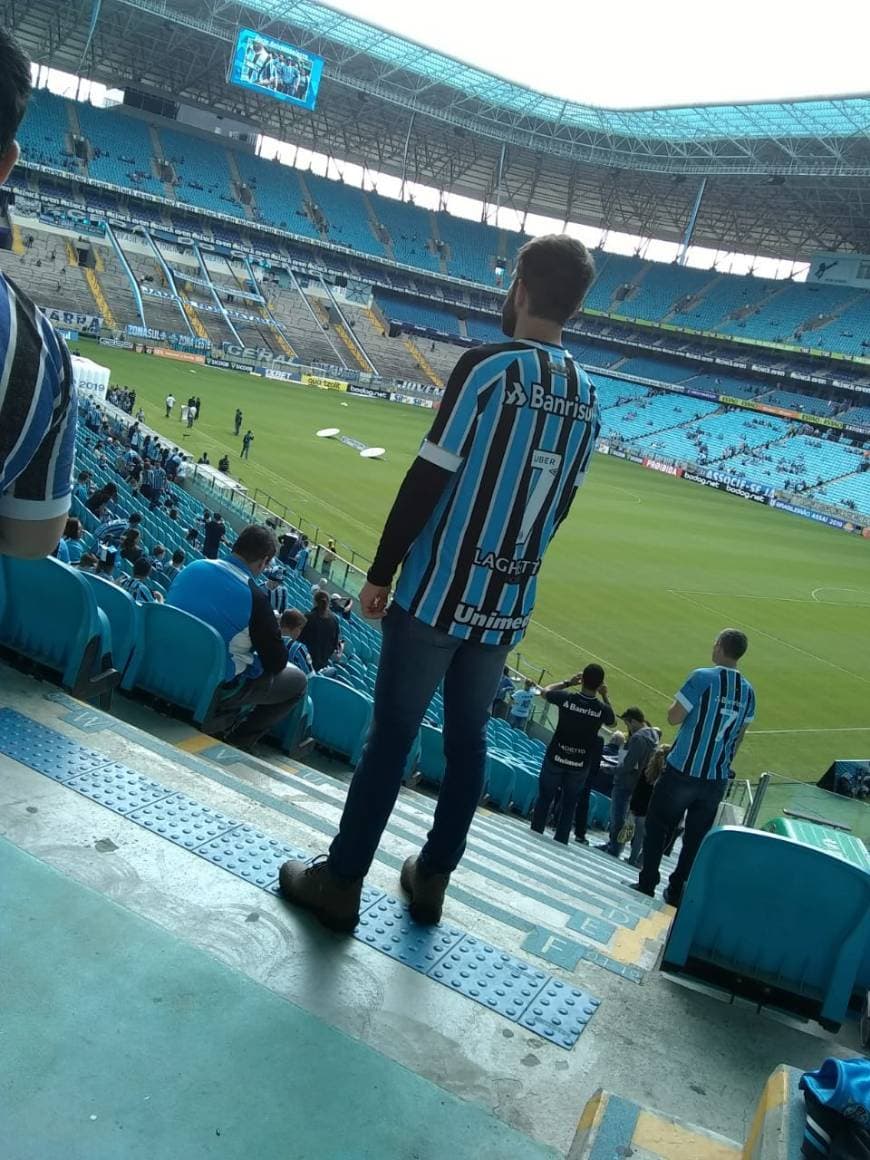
811, 586, 864, 604
668, 588, 870, 608
749, 726, 870, 735
530, 620, 672, 702
669, 589, 870, 687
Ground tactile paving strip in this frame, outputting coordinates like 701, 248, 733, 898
0, 708, 599, 1047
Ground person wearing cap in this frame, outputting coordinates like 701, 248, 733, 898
263, 567, 289, 615
598, 707, 658, 858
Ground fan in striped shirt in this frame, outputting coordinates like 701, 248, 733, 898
263, 567, 289, 614
279, 233, 600, 932
0, 31, 77, 558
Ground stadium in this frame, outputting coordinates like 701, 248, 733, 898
1, 0, 869, 1155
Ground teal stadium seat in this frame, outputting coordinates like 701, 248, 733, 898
485, 755, 516, 811
418, 723, 446, 787
269, 692, 314, 754
0, 557, 120, 701
120, 604, 227, 729
308, 677, 373, 765
661, 826, 870, 1029
80, 572, 140, 676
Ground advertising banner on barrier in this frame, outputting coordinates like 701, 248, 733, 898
390, 393, 435, 409
608, 448, 628, 459
152, 347, 206, 365
265, 368, 300, 382
42, 307, 102, 336
348, 384, 392, 400
682, 468, 772, 500
302, 372, 348, 392
800, 413, 844, 430
643, 457, 685, 477
99, 337, 134, 350
206, 357, 231, 369
769, 499, 849, 529
126, 324, 210, 352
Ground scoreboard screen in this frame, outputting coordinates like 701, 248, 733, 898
228, 28, 324, 112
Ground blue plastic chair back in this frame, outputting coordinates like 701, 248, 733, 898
486, 754, 516, 811
308, 676, 373, 764
418, 722, 446, 787
662, 826, 870, 1029
0, 556, 107, 692
270, 691, 313, 754
80, 572, 140, 674
121, 603, 226, 727
510, 765, 539, 816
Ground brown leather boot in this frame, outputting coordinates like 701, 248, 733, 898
400, 855, 450, 925
278, 857, 362, 933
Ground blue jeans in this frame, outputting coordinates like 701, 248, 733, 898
603, 773, 636, 855
530, 757, 588, 844
329, 604, 511, 879
638, 766, 728, 897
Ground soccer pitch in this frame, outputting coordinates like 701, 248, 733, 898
96, 347, 870, 780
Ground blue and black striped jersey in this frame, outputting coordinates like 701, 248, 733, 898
668, 666, 756, 780
0, 273, 76, 521
394, 340, 599, 646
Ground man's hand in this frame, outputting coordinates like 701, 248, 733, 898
360, 582, 390, 620
567, 672, 583, 686
599, 683, 609, 700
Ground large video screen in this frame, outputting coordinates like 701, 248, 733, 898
228, 28, 324, 112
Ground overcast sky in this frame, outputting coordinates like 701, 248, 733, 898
329, 0, 868, 108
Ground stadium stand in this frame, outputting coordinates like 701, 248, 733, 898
611, 355, 695, 383
156, 127, 244, 218
722, 434, 868, 501
10, 89, 870, 369
643, 409, 791, 464
599, 389, 719, 442
76, 103, 165, 196
235, 154, 321, 239
757, 388, 836, 416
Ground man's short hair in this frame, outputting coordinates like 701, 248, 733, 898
133, 557, 152, 579
233, 524, 277, 563
171, 549, 185, 565
313, 589, 329, 612
515, 234, 595, 324
128, 512, 142, 526
581, 663, 605, 690
280, 608, 307, 632
718, 629, 748, 661
0, 31, 31, 158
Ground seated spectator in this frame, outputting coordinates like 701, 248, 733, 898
94, 508, 142, 547
329, 593, 353, 620
299, 589, 341, 672
74, 470, 91, 502
167, 525, 307, 751
149, 543, 167, 573
77, 552, 98, 574
162, 548, 186, 586
85, 482, 117, 518
218, 454, 230, 474
95, 543, 118, 580
61, 516, 85, 563
120, 527, 144, 565
120, 557, 162, 604
280, 608, 313, 676
599, 708, 658, 859
264, 567, 289, 615
277, 531, 299, 566
310, 576, 329, 602
509, 680, 536, 731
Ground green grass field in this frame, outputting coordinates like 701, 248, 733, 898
96, 346, 870, 778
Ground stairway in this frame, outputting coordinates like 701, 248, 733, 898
226, 149, 255, 220
402, 334, 444, 388
308, 296, 366, 370
430, 213, 449, 275
9, 220, 25, 255
364, 303, 387, 337
360, 191, 396, 261
83, 267, 117, 329
182, 299, 210, 341
265, 304, 297, 358
148, 126, 176, 200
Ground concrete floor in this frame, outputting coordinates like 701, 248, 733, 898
0, 666, 857, 1156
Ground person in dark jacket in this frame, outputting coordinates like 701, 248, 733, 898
168, 525, 306, 750
202, 513, 226, 560
626, 744, 671, 868
299, 589, 341, 672
599, 708, 659, 857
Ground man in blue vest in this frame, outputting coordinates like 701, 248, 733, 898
168, 524, 307, 750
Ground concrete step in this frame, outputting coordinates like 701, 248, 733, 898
570, 1089, 740, 1158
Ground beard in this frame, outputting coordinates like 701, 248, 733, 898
501, 284, 518, 338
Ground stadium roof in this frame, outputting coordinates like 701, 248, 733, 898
9, 0, 870, 257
